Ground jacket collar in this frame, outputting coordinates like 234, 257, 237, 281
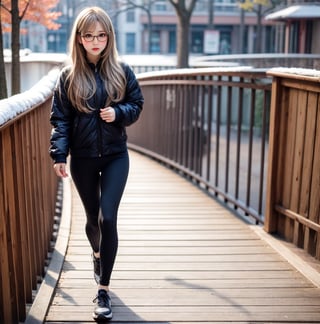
87, 59, 102, 71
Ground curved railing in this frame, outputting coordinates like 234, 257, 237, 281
0, 69, 60, 323
129, 67, 272, 224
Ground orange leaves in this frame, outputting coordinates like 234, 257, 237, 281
23, 0, 61, 30
1, 0, 61, 30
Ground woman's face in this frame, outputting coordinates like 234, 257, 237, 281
79, 22, 108, 64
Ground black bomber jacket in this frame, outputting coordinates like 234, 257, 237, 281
49, 62, 144, 163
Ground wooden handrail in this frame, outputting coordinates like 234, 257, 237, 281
0, 70, 59, 323
265, 68, 320, 259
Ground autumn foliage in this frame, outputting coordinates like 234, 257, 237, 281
1, 0, 61, 31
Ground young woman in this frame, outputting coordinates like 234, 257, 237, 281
49, 6, 143, 321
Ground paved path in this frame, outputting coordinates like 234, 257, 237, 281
43, 150, 320, 323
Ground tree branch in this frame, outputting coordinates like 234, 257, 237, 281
0, 2, 11, 14
20, 0, 30, 21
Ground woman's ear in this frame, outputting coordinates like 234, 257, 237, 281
78, 34, 82, 44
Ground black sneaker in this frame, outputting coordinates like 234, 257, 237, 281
93, 289, 113, 321
92, 254, 100, 284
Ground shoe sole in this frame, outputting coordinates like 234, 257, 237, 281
92, 312, 113, 322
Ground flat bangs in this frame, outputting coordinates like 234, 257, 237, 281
78, 14, 110, 34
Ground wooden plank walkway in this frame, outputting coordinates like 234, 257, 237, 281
44, 150, 320, 323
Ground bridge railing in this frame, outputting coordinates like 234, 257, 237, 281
265, 68, 320, 259
129, 67, 272, 224
0, 69, 60, 323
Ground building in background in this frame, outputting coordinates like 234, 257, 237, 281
265, 3, 320, 54
114, 0, 280, 55
11, 0, 320, 56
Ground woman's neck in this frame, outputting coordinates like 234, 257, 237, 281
86, 54, 100, 65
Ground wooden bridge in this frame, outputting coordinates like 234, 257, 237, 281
2, 67, 320, 323
25, 150, 320, 323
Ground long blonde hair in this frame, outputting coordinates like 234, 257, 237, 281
65, 7, 126, 113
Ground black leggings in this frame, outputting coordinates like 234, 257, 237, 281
70, 151, 129, 286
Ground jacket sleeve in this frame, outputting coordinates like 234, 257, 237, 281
49, 69, 73, 163
113, 63, 144, 127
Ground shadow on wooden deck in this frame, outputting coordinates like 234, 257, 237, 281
26, 150, 320, 323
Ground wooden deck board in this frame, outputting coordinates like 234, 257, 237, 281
45, 150, 320, 323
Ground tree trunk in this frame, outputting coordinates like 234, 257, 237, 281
176, 14, 189, 68
168, 0, 196, 68
0, 9, 8, 99
239, 3, 245, 53
208, 0, 214, 29
255, 5, 263, 53
11, 0, 21, 95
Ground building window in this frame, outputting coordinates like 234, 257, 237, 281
126, 10, 135, 22
126, 33, 136, 53
194, 0, 207, 12
289, 22, 299, 53
154, 0, 167, 11
219, 31, 231, 54
305, 21, 313, 53
169, 31, 176, 53
191, 31, 203, 53
151, 31, 160, 53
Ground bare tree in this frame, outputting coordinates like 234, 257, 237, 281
117, 0, 156, 53
239, 0, 283, 53
168, 0, 197, 68
112, 0, 197, 67
239, 0, 245, 53
10, 0, 23, 95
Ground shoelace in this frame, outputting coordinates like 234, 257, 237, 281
92, 292, 110, 305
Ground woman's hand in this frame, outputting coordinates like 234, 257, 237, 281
100, 107, 115, 123
53, 163, 68, 178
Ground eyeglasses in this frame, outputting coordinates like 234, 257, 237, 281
81, 33, 108, 42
